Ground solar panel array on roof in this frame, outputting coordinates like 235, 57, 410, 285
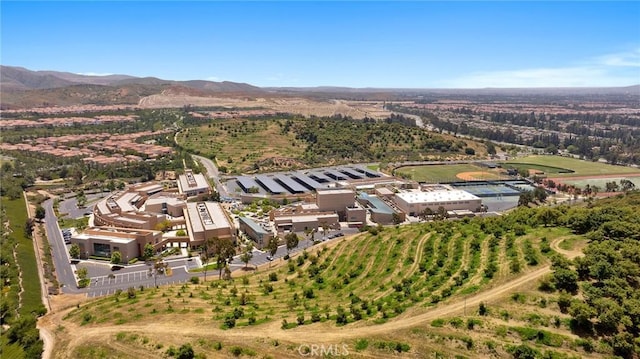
339, 168, 364, 179
255, 175, 287, 194
309, 172, 332, 183
292, 173, 325, 190
237, 176, 260, 193
274, 174, 307, 193
324, 169, 347, 180
362, 168, 381, 178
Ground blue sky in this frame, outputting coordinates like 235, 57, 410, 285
2, 1, 639, 88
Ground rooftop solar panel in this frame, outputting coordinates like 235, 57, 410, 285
255, 175, 288, 194
324, 170, 347, 180
339, 168, 364, 179
236, 176, 260, 192
292, 173, 326, 190
309, 172, 332, 183
274, 174, 308, 193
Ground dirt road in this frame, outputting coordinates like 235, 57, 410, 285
45, 238, 585, 357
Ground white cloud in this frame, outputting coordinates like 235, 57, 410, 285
596, 48, 640, 67
441, 48, 640, 88
205, 76, 219, 81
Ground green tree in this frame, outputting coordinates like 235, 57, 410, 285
111, 251, 122, 264
143, 243, 154, 260
240, 243, 254, 269
265, 236, 279, 268
200, 237, 216, 281
553, 267, 578, 294
213, 237, 236, 280
285, 232, 299, 255
177, 343, 195, 359
620, 179, 635, 192
69, 244, 80, 259
35, 205, 46, 221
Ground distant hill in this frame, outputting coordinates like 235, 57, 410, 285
0, 65, 264, 109
1, 65, 637, 109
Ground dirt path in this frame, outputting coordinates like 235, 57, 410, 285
550, 236, 584, 259
46, 235, 587, 355
48, 262, 565, 355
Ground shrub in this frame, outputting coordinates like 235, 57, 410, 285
430, 318, 445, 327
355, 339, 369, 351
268, 272, 278, 282
223, 316, 236, 328
127, 287, 136, 299
190, 276, 200, 284
303, 288, 315, 299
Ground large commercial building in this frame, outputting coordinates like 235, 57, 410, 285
184, 202, 235, 246
71, 227, 163, 261
357, 193, 404, 225
316, 188, 356, 220
272, 212, 339, 233
238, 216, 274, 249
177, 169, 211, 198
393, 186, 482, 216
93, 183, 184, 230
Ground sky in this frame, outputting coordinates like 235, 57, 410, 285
2, 1, 639, 88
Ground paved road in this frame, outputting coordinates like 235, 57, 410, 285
42, 199, 78, 294
192, 154, 230, 199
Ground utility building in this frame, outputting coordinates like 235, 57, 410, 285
393, 187, 482, 216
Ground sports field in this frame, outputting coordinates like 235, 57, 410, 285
559, 176, 640, 190
395, 163, 506, 183
504, 155, 640, 177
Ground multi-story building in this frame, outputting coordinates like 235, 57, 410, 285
238, 216, 274, 249
184, 202, 235, 246
177, 169, 211, 198
71, 227, 164, 261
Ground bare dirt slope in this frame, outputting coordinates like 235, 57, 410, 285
138, 94, 391, 119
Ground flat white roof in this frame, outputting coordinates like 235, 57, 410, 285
136, 183, 163, 194
186, 202, 231, 232
115, 191, 139, 212
178, 171, 210, 194
73, 233, 136, 244
396, 189, 481, 204
145, 196, 184, 207
317, 188, 354, 195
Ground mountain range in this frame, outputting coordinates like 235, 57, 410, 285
1, 65, 638, 109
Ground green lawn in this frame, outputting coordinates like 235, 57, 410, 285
396, 163, 489, 182
504, 155, 640, 177
2, 196, 45, 316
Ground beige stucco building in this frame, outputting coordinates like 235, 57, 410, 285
177, 169, 211, 198
393, 186, 482, 216
184, 202, 235, 246
71, 227, 164, 261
